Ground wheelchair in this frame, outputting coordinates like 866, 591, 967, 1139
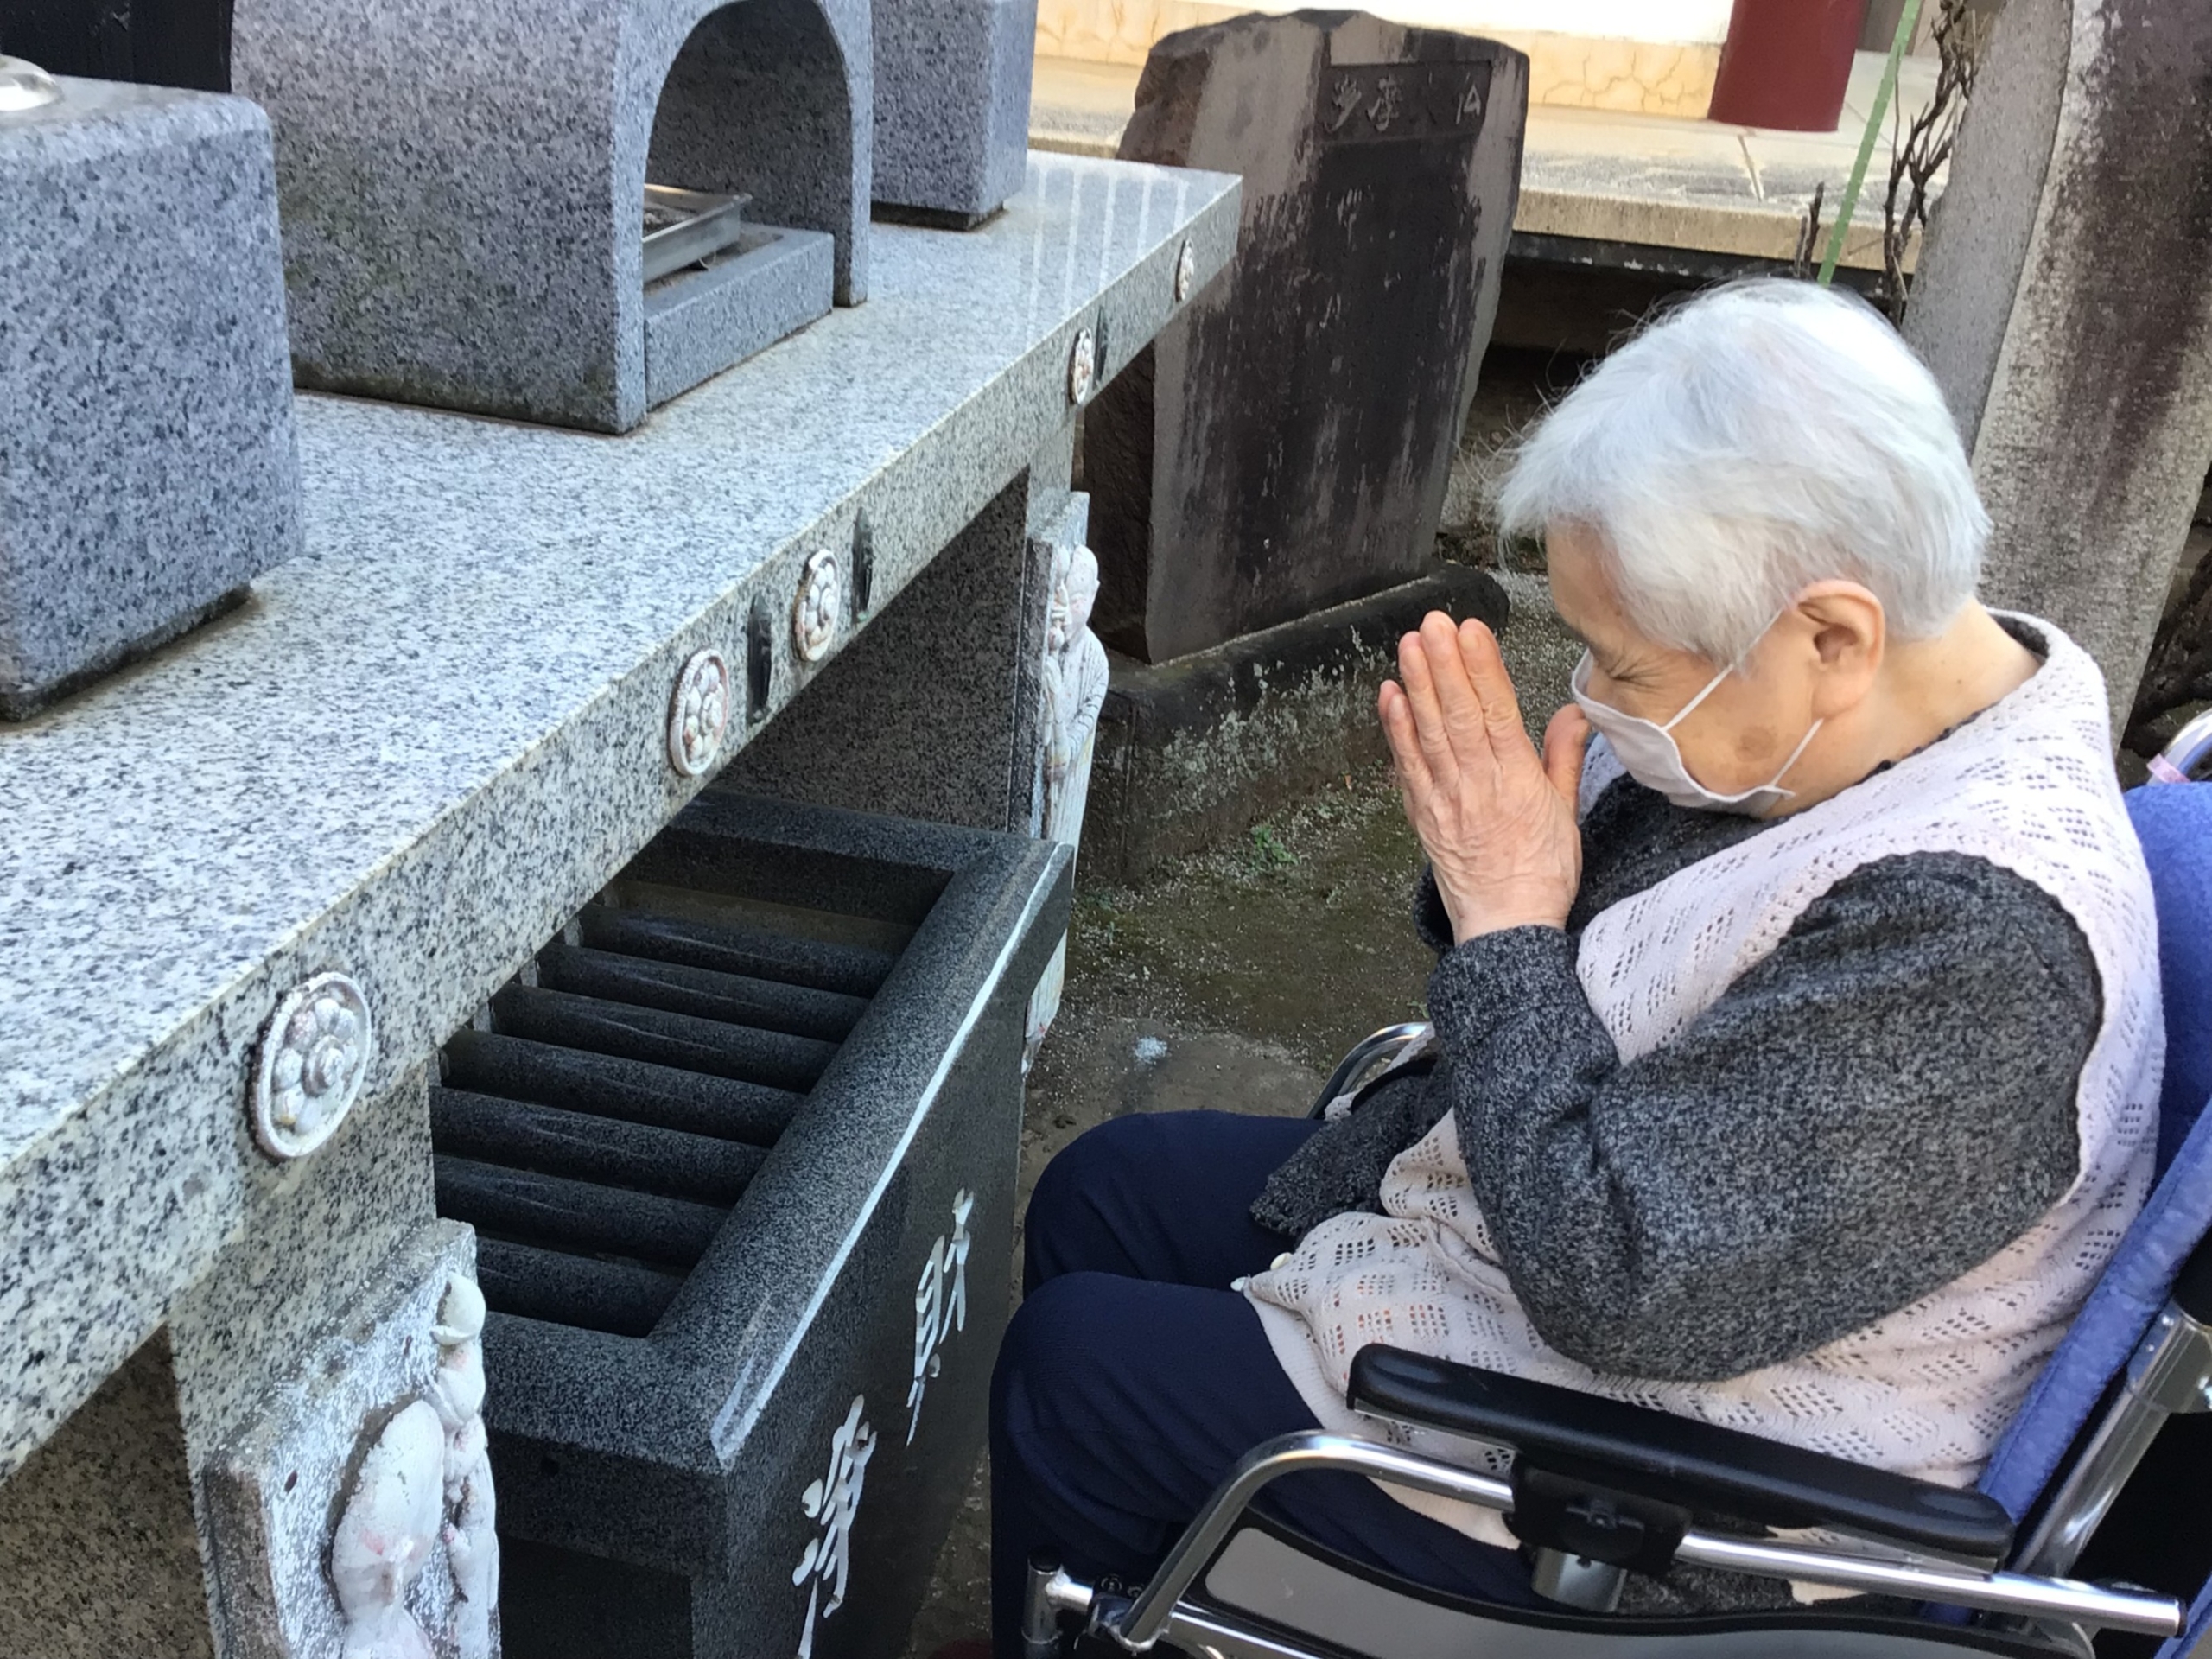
1025, 709, 2212, 1659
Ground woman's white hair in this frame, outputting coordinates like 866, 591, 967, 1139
1496, 279, 1990, 665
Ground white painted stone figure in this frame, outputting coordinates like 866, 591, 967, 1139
791, 1395, 878, 1659
326, 1268, 498, 1659
431, 1274, 499, 1659
331, 1401, 447, 1659
906, 1188, 976, 1443
1025, 543, 1109, 1063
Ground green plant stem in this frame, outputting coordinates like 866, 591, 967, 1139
1820, 0, 1923, 285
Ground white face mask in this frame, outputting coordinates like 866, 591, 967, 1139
1571, 623, 1823, 817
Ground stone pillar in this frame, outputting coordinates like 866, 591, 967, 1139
0, 1334, 216, 1659
1904, 0, 2212, 724
1023, 491, 1103, 1063
0, 1071, 491, 1659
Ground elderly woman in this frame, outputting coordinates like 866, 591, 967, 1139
982, 281, 2159, 1648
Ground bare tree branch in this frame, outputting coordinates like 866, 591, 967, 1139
1882, 0, 1991, 321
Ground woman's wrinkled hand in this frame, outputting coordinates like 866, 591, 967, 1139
1380, 613, 1588, 944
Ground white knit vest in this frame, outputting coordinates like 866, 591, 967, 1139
1247, 616, 2162, 1548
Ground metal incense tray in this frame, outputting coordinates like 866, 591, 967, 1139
642, 185, 753, 284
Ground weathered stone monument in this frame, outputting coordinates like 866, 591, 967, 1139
0, 60, 300, 718
1085, 10, 1528, 663
0, 22, 1239, 1656
1904, 0, 2212, 723
1071, 11, 1519, 880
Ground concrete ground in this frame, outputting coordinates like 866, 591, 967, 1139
900, 569, 1580, 1656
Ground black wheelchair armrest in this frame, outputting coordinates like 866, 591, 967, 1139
1347, 1345, 2015, 1563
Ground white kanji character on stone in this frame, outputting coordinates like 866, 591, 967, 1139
791, 1396, 877, 1659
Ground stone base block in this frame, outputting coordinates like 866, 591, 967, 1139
1083, 563, 1508, 885
874, 0, 1036, 219
645, 225, 835, 409
0, 76, 300, 719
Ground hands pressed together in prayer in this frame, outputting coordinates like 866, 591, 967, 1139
1380, 613, 1589, 945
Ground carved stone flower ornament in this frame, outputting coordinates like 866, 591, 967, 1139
1067, 327, 1097, 405
251, 971, 374, 1160
792, 549, 843, 664
667, 647, 733, 777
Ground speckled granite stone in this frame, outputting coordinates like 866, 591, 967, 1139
0, 1333, 216, 1659
485, 798, 1069, 1657
168, 1070, 438, 1459
1025, 416, 1077, 537
728, 472, 1052, 832
198, 1221, 474, 1659
231, 0, 873, 432
0, 76, 301, 719
645, 226, 835, 409
0, 154, 1239, 1486
874, 0, 1037, 221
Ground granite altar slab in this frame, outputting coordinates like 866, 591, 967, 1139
0, 151, 1239, 1482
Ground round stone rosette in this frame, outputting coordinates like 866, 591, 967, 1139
792, 549, 843, 664
1067, 328, 1097, 406
251, 972, 374, 1160
667, 647, 733, 777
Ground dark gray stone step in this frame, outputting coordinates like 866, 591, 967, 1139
490, 985, 837, 1092
435, 1154, 726, 1268
441, 1027, 800, 1147
475, 1236, 685, 1338
535, 943, 866, 1042
429, 1087, 767, 1205
577, 906, 896, 997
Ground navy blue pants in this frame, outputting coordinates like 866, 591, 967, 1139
988, 1109, 1536, 1653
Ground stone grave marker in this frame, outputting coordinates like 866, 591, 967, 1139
874, 0, 1037, 224
1084, 11, 1528, 663
0, 62, 301, 718
231, 0, 871, 433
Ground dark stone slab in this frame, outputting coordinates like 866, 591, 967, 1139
1085, 562, 1507, 884
429, 1088, 768, 1205
488, 983, 840, 1092
535, 944, 869, 1040
576, 908, 896, 999
440, 1027, 804, 1147
477, 1242, 686, 1340
727, 472, 1054, 835
1904, 0, 2212, 720
0, 0, 231, 92
460, 792, 1071, 1658
435, 1154, 728, 1268
1084, 11, 1527, 664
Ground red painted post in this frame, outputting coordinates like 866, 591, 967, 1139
1707, 0, 1872, 130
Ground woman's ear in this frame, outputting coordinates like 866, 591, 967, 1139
1793, 582, 1885, 719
